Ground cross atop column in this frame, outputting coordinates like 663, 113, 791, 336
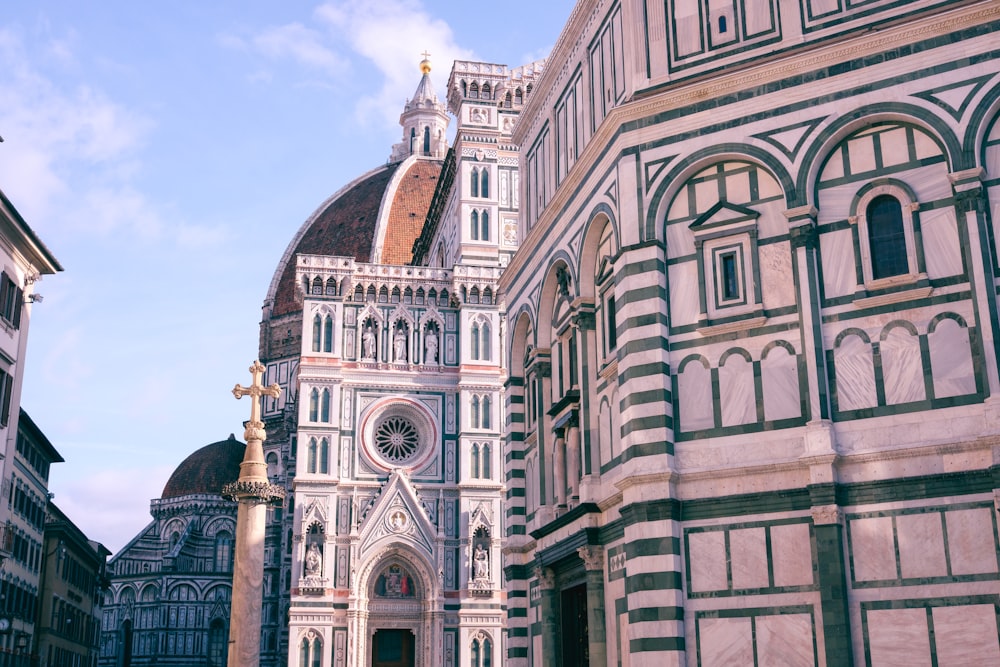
233, 360, 281, 441
421, 50, 432, 61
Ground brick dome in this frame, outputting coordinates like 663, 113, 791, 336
161, 435, 245, 499
265, 156, 444, 318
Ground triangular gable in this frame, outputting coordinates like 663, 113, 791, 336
301, 497, 329, 528
469, 501, 493, 533
689, 201, 759, 237
357, 469, 437, 561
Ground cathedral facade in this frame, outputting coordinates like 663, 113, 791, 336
501, 0, 1000, 666
255, 58, 542, 667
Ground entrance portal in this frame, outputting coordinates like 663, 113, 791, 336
371, 629, 415, 667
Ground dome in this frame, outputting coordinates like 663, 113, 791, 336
161, 435, 246, 499
266, 156, 444, 317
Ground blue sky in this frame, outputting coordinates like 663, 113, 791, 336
1, 0, 575, 552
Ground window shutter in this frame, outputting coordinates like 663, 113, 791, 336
1, 373, 12, 427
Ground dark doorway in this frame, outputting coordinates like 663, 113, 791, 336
372, 629, 415, 667
561, 583, 589, 667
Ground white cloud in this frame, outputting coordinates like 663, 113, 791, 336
0, 27, 225, 248
315, 0, 474, 129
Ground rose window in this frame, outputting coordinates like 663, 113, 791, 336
374, 416, 420, 463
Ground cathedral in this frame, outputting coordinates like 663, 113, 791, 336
101, 0, 1000, 665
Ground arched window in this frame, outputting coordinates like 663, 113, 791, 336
471, 396, 481, 428
423, 126, 431, 154
470, 82, 479, 99
312, 315, 322, 352
719, 15, 728, 33
208, 619, 228, 667
471, 323, 481, 360
481, 210, 489, 241
307, 438, 318, 474
482, 83, 491, 100
325, 277, 337, 295
481, 169, 489, 198
214, 531, 234, 572
311, 277, 322, 295
320, 388, 331, 423
482, 396, 491, 430
300, 636, 322, 667
515, 88, 523, 105
471, 636, 493, 667
504, 91, 512, 108
867, 195, 908, 279
471, 211, 480, 240
323, 315, 333, 353
482, 443, 491, 479
309, 389, 319, 422
319, 438, 329, 474
471, 168, 480, 197
471, 443, 480, 478
481, 321, 491, 361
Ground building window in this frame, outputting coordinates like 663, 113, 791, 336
307, 438, 318, 474
482, 443, 491, 479
323, 316, 333, 353
0, 273, 22, 330
480, 210, 489, 241
471, 211, 480, 240
300, 636, 322, 667
471, 396, 481, 429
480, 169, 489, 198
320, 388, 331, 423
471, 168, 480, 198
867, 195, 908, 279
319, 438, 329, 474
309, 389, 319, 422
471, 443, 480, 478
471, 636, 493, 667
214, 532, 234, 572
312, 315, 322, 352
482, 396, 491, 430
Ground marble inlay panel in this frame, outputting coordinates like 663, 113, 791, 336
668, 263, 699, 327
847, 135, 877, 174
896, 513, 947, 579
729, 527, 768, 590
678, 361, 714, 431
688, 531, 728, 592
867, 608, 931, 667
759, 241, 796, 311
881, 326, 926, 405
920, 208, 963, 279
755, 613, 815, 666
928, 318, 976, 398
719, 354, 756, 427
762, 345, 801, 422
820, 228, 856, 298
932, 604, 1000, 665
850, 516, 896, 582
698, 616, 754, 667
835, 334, 878, 412
771, 523, 814, 587
945, 508, 998, 575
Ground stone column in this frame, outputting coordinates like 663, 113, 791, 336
225, 362, 284, 667
565, 422, 581, 502
535, 566, 559, 667
578, 546, 607, 667
811, 504, 854, 667
552, 430, 567, 508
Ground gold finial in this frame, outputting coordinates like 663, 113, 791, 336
420, 50, 432, 74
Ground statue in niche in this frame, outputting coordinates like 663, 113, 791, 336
305, 543, 322, 576
363, 325, 377, 360
473, 544, 489, 580
424, 327, 439, 363
375, 564, 414, 598
394, 325, 408, 362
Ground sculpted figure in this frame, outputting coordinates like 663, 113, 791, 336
394, 326, 408, 362
305, 543, 322, 576
362, 326, 377, 360
473, 544, 489, 579
424, 329, 439, 363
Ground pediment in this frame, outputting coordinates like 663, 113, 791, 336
689, 201, 759, 238
357, 470, 437, 561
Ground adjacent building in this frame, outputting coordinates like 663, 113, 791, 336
501, 0, 1000, 665
0, 189, 62, 663
98, 436, 244, 667
37, 503, 111, 667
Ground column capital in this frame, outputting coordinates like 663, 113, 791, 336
533, 565, 556, 590
577, 546, 604, 572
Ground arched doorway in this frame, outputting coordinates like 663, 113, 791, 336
356, 548, 439, 667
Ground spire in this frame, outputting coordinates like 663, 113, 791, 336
391, 54, 450, 162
